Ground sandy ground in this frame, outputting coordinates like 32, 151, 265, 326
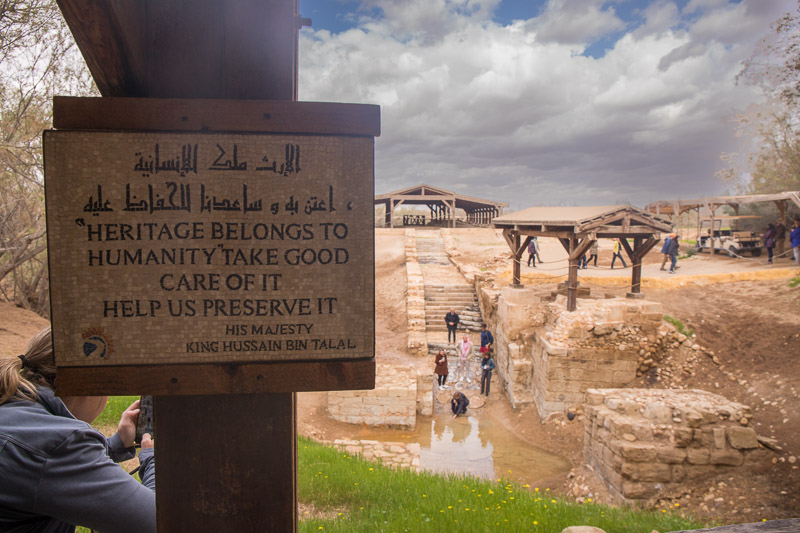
2, 228, 799, 524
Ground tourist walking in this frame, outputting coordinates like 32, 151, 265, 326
586, 240, 598, 267
480, 351, 495, 397
527, 237, 541, 267
790, 218, 800, 265
0, 327, 156, 533
610, 239, 627, 269
451, 392, 469, 418
444, 308, 460, 343
775, 219, 787, 260
434, 350, 448, 388
479, 324, 493, 355
763, 223, 777, 264
667, 232, 680, 274
457, 335, 472, 383
660, 234, 672, 270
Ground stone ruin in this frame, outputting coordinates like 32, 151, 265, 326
584, 388, 774, 505
479, 284, 669, 417
327, 363, 418, 428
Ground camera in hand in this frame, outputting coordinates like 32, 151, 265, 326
135, 395, 154, 444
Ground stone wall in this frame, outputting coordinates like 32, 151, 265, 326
327, 363, 417, 428
584, 388, 773, 505
476, 282, 666, 417
530, 296, 663, 416
327, 439, 421, 471
405, 229, 428, 356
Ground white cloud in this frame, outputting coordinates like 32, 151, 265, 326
298, 0, 795, 210
529, 0, 626, 45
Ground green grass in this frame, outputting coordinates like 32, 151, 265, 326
297, 437, 704, 533
663, 315, 694, 337
789, 275, 800, 288
80, 405, 705, 532
93, 395, 138, 427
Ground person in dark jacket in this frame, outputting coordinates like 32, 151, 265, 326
660, 235, 672, 271
527, 237, 541, 267
480, 351, 495, 396
434, 349, 449, 387
444, 308, 460, 343
763, 223, 777, 264
0, 327, 156, 533
479, 324, 494, 355
667, 232, 680, 274
791, 218, 800, 265
451, 392, 469, 418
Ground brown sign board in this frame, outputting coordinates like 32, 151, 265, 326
45, 100, 377, 395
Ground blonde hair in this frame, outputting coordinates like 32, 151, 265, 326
0, 327, 55, 405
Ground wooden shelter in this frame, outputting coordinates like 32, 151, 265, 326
374, 184, 508, 228
645, 191, 800, 256
492, 205, 673, 311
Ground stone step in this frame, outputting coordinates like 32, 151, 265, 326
425, 302, 481, 314
424, 296, 477, 302
425, 307, 481, 314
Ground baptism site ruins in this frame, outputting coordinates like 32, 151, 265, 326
2, 183, 800, 531
2, 2, 800, 531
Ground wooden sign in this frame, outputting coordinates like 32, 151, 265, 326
45, 107, 375, 380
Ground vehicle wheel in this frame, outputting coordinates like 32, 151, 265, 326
752, 248, 762, 257
727, 246, 738, 258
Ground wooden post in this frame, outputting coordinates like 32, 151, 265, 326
566, 237, 578, 312
49, 2, 360, 532
512, 230, 522, 286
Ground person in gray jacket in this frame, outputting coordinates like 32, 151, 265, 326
0, 327, 156, 533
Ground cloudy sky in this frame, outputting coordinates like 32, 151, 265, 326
297, 0, 795, 210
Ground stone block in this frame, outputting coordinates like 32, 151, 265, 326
686, 448, 710, 465
674, 427, 693, 448
710, 448, 743, 466
621, 462, 672, 482
617, 442, 657, 462
656, 446, 687, 464
727, 426, 759, 449
622, 481, 656, 499
712, 427, 726, 449
693, 428, 714, 447
671, 464, 687, 482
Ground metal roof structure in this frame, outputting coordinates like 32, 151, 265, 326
644, 191, 800, 217
644, 191, 800, 258
493, 205, 672, 311
374, 184, 508, 228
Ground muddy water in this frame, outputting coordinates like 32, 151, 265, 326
325, 414, 570, 485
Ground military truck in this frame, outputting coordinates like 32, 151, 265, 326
695, 216, 762, 257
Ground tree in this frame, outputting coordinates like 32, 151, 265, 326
0, 0, 95, 315
719, 3, 800, 197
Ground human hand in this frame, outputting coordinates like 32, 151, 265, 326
117, 399, 140, 448
141, 433, 154, 449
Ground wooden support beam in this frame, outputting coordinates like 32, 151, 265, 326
512, 231, 522, 286
627, 236, 659, 294
566, 237, 578, 312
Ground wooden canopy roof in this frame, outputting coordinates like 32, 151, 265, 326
375, 184, 508, 210
493, 205, 672, 311
375, 184, 508, 227
492, 205, 672, 237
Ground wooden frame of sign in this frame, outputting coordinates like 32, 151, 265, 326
46, 97, 377, 396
